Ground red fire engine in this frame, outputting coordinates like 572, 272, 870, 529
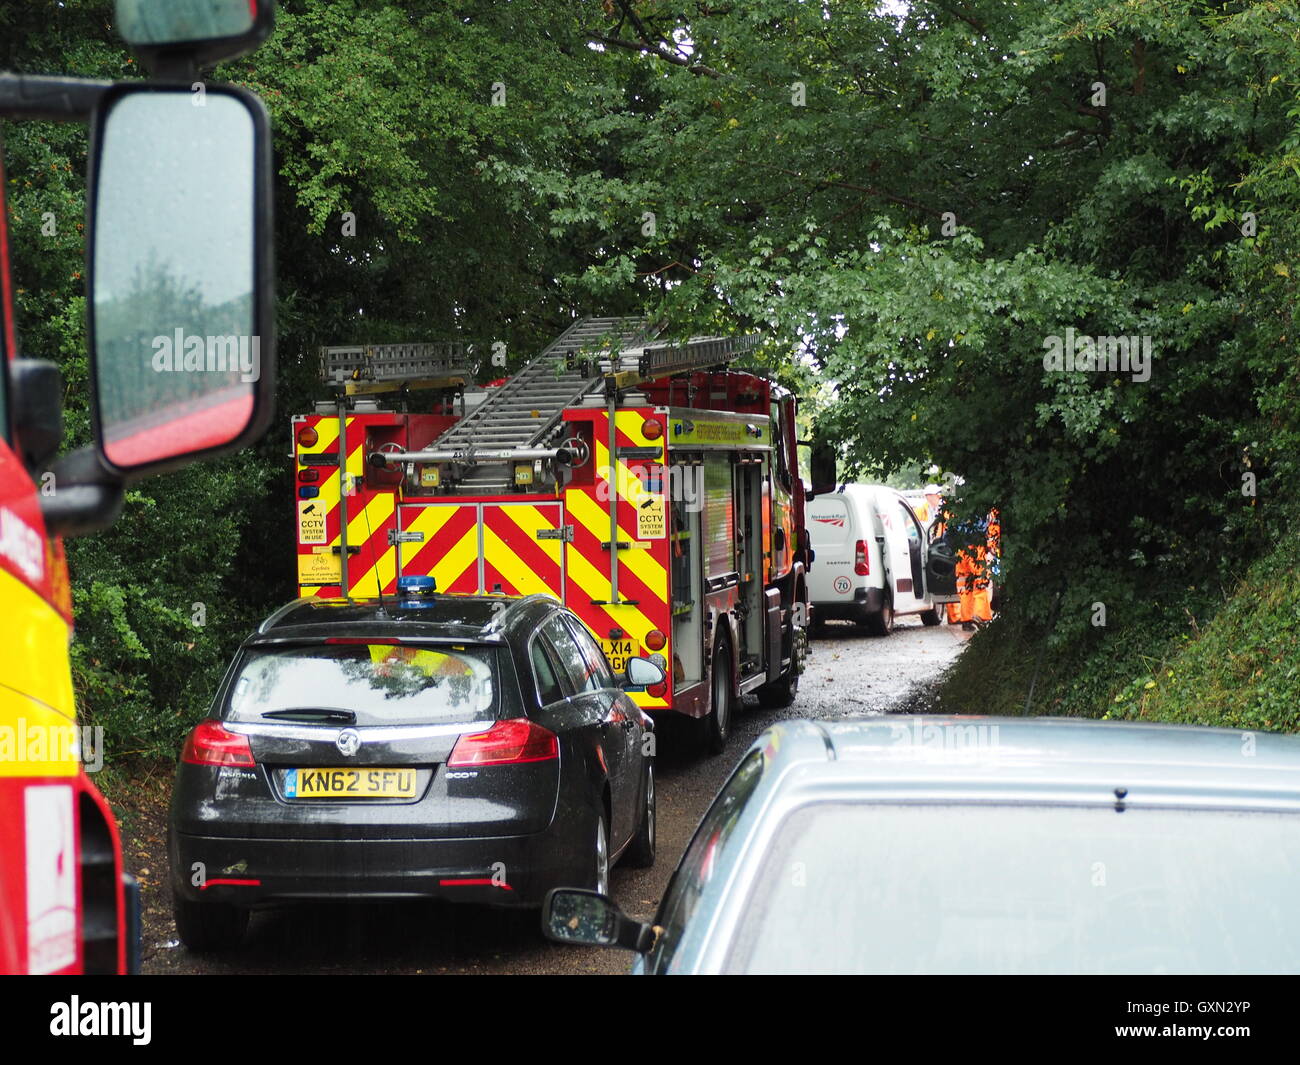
292, 318, 812, 751
0, 1, 278, 973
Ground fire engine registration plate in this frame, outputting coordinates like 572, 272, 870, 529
601, 639, 637, 673
284, 768, 417, 799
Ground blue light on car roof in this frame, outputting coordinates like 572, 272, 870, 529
398, 575, 436, 594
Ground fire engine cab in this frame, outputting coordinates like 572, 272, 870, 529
292, 318, 812, 751
0, 0, 278, 974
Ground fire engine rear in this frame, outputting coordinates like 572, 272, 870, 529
292, 318, 812, 751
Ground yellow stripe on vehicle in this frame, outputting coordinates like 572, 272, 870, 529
346, 545, 397, 597
482, 524, 558, 598
613, 409, 666, 451
566, 486, 667, 593
490, 505, 564, 596
0, 568, 77, 777
336, 492, 395, 594
338, 492, 394, 555
400, 512, 481, 592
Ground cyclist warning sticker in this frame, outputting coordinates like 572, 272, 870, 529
636, 494, 665, 540
298, 501, 327, 545
297, 549, 341, 586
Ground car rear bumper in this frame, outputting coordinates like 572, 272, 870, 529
170, 816, 589, 909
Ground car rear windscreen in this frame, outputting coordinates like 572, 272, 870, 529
727, 802, 1300, 975
224, 643, 498, 726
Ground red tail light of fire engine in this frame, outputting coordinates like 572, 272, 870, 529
854, 540, 869, 576
447, 719, 558, 767
296, 426, 319, 448
182, 721, 255, 767
298, 467, 320, 483
644, 629, 666, 652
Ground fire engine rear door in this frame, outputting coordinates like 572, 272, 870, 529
480, 501, 566, 598
394, 503, 480, 594
394, 501, 566, 597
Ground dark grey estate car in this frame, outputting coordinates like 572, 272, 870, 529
169, 585, 660, 951
547, 716, 1300, 974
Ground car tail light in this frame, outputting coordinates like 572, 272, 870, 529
182, 721, 255, 767
854, 540, 869, 576
448, 719, 558, 767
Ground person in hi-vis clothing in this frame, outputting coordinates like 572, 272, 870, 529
938, 512, 993, 631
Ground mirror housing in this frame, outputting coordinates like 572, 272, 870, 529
114, 0, 275, 75
622, 656, 666, 690
40, 447, 126, 538
86, 82, 274, 480
542, 888, 656, 953
809, 439, 837, 498
11, 360, 63, 471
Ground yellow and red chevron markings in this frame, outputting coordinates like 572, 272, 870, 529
294, 408, 672, 710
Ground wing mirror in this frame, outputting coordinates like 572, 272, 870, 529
542, 888, 656, 953
87, 82, 274, 479
800, 438, 837, 499
622, 656, 666, 690
11, 360, 63, 470
115, 0, 275, 74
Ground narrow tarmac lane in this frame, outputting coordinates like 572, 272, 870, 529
139, 617, 968, 974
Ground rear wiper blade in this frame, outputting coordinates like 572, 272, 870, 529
261, 708, 357, 724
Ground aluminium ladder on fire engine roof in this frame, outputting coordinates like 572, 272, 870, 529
429, 317, 652, 458
423, 317, 652, 493
426, 317, 761, 494
320, 341, 477, 396
430, 317, 762, 455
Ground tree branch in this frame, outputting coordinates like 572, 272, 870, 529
584, 30, 723, 77
750, 162, 951, 220
927, 1, 987, 36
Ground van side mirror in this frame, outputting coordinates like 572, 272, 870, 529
87, 83, 274, 479
809, 440, 837, 498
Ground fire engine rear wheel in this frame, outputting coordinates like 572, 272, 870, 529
173, 891, 248, 953
703, 639, 734, 755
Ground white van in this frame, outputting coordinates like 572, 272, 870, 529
807, 484, 955, 635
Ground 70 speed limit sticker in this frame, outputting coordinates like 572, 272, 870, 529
833, 576, 852, 594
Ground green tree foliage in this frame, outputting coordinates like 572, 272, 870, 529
537, 1, 1300, 682
5, 0, 1300, 759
